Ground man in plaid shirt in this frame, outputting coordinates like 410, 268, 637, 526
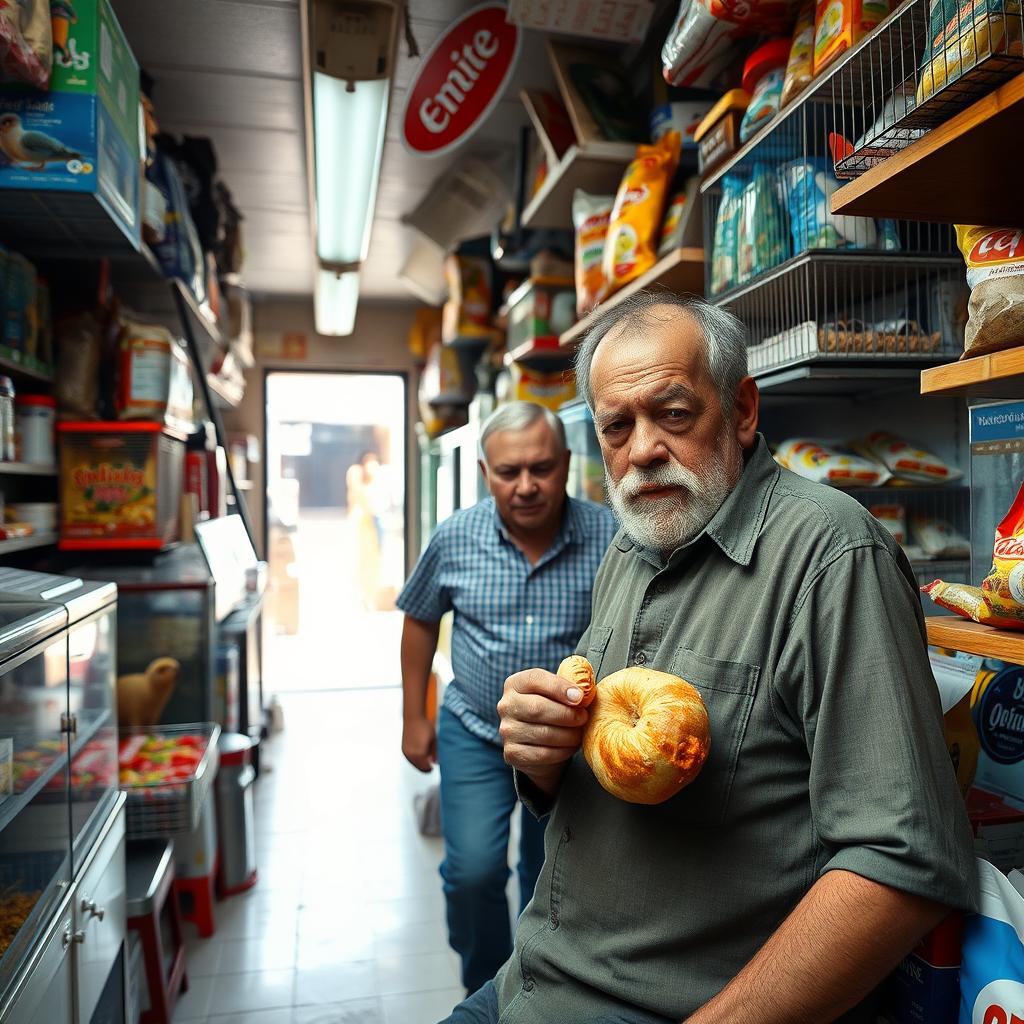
398, 401, 615, 995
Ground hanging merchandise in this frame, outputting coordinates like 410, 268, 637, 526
710, 172, 746, 295
774, 438, 892, 487
0, 0, 50, 89
572, 189, 613, 317
782, 158, 877, 252
917, 0, 1024, 103
780, 0, 816, 107
739, 39, 791, 141
602, 131, 681, 294
955, 225, 1024, 359
923, 480, 1024, 628
813, 0, 892, 75
736, 164, 788, 284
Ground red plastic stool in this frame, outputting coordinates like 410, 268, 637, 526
126, 839, 188, 1024
173, 872, 216, 938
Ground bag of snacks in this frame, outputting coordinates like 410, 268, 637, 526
775, 438, 891, 487
869, 504, 907, 544
955, 225, 1024, 359
922, 481, 1024, 628
573, 190, 614, 317
0, 0, 50, 90
711, 173, 746, 295
917, 0, 1023, 103
813, 0, 891, 75
603, 132, 681, 294
913, 516, 971, 558
780, 0, 817, 107
662, 0, 750, 88
857, 432, 963, 484
737, 164, 788, 284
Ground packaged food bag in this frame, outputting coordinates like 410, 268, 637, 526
913, 516, 971, 558
573, 190, 614, 317
737, 164, 788, 284
775, 438, 891, 487
662, 0, 750, 88
739, 39, 791, 142
918, 0, 1024, 104
782, 158, 877, 253
603, 132, 681, 294
711, 173, 746, 295
658, 188, 690, 257
960, 858, 1024, 1024
922, 480, 1024, 629
858, 431, 963, 484
444, 254, 493, 336
928, 648, 982, 798
0, 0, 51, 90
781, 0, 817, 107
955, 226, 1024, 359
813, 0, 892, 75
869, 503, 907, 543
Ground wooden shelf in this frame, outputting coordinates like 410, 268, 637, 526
920, 345, 1024, 398
0, 532, 57, 556
832, 71, 1024, 224
926, 616, 1024, 665
504, 338, 572, 366
521, 142, 637, 230
560, 247, 705, 350
0, 462, 57, 476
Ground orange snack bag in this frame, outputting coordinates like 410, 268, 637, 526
602, 132, 681, 294
922, 480, 1024, 629
572, 189, 614, 318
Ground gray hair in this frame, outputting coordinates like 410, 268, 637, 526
574, 292, 749, 413
478, 401, 567, 464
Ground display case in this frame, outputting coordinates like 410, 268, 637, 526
0, 569, 119, 1015
558, 399, 606, 506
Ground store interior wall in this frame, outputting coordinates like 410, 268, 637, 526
224, 300, 422, 568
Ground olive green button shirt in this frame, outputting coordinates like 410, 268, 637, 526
496, 436, 977, 1024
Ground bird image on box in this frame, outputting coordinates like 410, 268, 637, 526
116, 657, 181, 729
0, 114, 80, 171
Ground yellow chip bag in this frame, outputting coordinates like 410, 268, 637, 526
602, 131, 681, 294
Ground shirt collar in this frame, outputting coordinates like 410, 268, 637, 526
613, 434, 779, 568
491, 496, 576, 547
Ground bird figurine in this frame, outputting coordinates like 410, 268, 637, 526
116, 657, 181, 729
0, 113, 80, 171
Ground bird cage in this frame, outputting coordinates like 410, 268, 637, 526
830, 0, 1024, 178
701, 66, 967, 381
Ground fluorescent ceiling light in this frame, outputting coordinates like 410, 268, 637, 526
315, 267, 360, 337
313, 72, 389, 266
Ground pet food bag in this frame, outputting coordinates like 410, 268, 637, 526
783, 158, 877, 252
603, 132, 681, 294
781, 0, 817, 106
858, 431, 963, 484
955, 226, 1024, 359
711, 173, 746, 295
573, 190, 614, 317
737, 164, 788, 284
775, 438, 891, 487
923, 480, 1024, 628
960, 858, 1024, 1024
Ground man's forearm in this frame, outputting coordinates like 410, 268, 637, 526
400, 615, 441, 721
685, 869, 947, 1024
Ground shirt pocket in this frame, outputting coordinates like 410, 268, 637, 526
652, 646, 760, 826
582, 626, 614, 679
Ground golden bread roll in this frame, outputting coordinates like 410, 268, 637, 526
557, 654, 597, 708
582, 666, 710, 805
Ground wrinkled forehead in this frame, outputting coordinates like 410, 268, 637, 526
590, 310, 712, 408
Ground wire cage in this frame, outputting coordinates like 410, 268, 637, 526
118, 723, 220, 840
831, 0, 1024, 178
701, 85, 967, 377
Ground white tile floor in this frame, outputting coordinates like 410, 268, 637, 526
172, 688, 475, 1024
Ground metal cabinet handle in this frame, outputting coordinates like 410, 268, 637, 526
80, 898, 105, 921
62, 928, 86, 950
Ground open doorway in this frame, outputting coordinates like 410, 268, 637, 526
263, 371, 407, 692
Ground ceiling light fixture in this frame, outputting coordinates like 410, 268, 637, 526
315, 266, 361, 337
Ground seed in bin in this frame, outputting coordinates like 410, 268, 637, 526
119, 734, 206, 789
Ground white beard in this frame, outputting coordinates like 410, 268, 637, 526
606, 445, 738, 555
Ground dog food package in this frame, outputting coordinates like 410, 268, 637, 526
603, 132, 681, 294
781, 0, 817, 107
960, 858, 1024, 1024
775, 438, 891, 487
923, 481, 1024, 629
918, 0, 1024, 104
858, 431, 963, 484
955, 226, 1024, 359
813, 0, 892, 75
573, 190, 613, 317
0, 0, 51, 90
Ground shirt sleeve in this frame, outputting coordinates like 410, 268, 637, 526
514, 769, 557, 820
395, 526, 452, 623
773, 543, 978, 912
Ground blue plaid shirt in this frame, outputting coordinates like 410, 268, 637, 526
398, 496, 616, 745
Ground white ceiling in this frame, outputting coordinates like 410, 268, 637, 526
109, 0, 558, 302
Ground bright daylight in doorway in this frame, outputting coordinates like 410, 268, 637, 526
264, 372, 407, 692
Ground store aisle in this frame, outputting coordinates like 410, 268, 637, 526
172, 689, 466, 1024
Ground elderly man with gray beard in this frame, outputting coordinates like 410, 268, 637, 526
438, 293, 977, 1024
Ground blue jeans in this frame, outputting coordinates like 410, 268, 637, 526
437, 706, 547, 994
438, 981, 677, 1023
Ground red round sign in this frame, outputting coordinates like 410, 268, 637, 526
402, 4, 521, 157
